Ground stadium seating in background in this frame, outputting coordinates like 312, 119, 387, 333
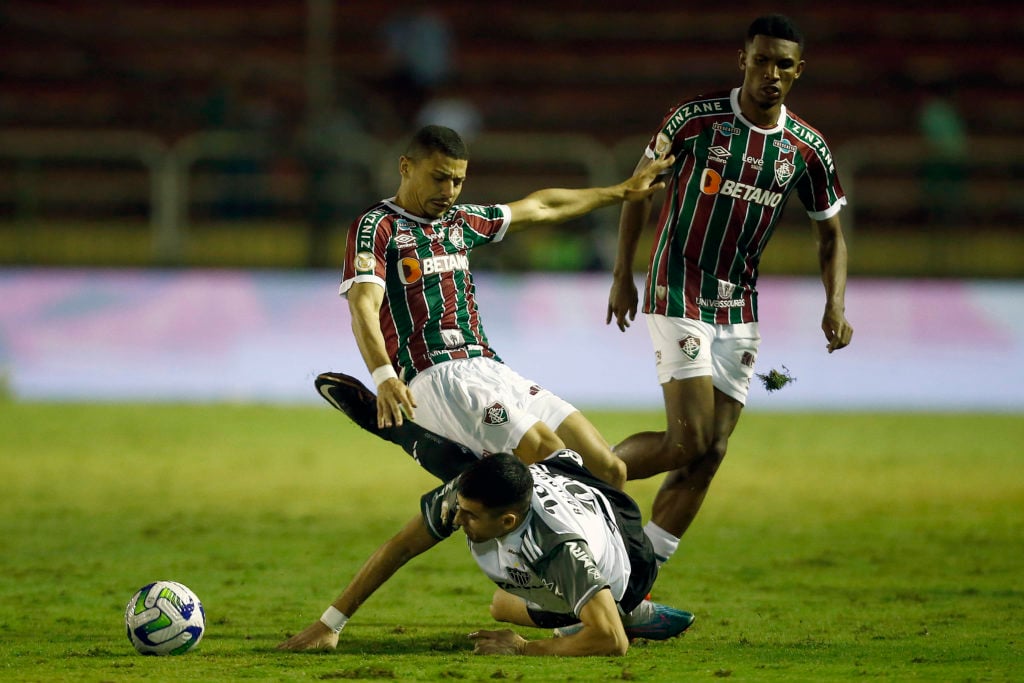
0, 1, 1021, 274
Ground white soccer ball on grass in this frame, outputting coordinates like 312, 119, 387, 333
124, 580, 205, 655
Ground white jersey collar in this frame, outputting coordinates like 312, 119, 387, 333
730, 87, 787, 134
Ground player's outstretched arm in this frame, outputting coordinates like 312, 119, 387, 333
607, 155, 660, 332
469, 588, 629, 657
277, 515, 440, 651
811, 214, 854, 353
505, 155, 673, 232
348, 282, 417, 426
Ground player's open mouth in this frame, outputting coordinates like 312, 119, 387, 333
762, 86, 781, 97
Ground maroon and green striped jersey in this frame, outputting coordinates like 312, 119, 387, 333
642, 88, 846, 323
339, 198, 511, 381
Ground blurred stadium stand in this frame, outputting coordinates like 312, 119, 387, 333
0, 1, 1021, 275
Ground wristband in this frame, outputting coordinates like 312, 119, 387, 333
371, 364, 398, 387
319, 605, 349, 633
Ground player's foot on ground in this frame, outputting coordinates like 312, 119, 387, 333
315, 372, 379, 434
554, 601, 694, 641
621, 601, 694, 641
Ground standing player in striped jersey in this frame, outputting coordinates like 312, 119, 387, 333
343, 124, 673, 489
606, 15, 854, 565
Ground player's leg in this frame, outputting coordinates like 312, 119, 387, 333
614, 374, 717, 480
511, 421, 567, 464
554, 412, 627, 489
406, 359, 554, 467
647, 387, 744, 538
316, 371, 477, 481
639, 321, 759, 562
613, 314, 722, 481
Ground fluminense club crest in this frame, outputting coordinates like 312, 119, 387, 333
678, 335, 701, 361
449, 221, 465, 249
774, 158, 795, 186
483, 402, 509, 426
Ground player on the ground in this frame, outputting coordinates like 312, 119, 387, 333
278, 450, 694, 656
341, 124, 673, 489
605, 15, 854, 566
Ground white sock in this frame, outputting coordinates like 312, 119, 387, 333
644, 521, 680, 567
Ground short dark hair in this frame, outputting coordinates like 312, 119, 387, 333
746, 14, 804, 53
457, 453, 533, 515
406, 125, 468, 160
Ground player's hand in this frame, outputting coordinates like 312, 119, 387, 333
822, 308, 853, 353
620, 155, 674, 201
606, 276, 639, 332
276, 621, 339, 651
376, 377, 416, 427
468, 629, 527, 655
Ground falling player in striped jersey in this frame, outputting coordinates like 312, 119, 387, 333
341, 125, 673, 489
606, 15, 854, 566
278, 451, 694, 655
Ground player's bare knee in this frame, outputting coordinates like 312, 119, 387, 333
663, 427, 713, 470
605, 457, 627, 490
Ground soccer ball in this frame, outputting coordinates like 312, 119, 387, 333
124, 580, 206, 655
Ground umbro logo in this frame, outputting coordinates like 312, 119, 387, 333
708, 145, 731, 163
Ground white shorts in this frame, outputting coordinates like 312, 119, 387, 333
646, 314, 761, 405
408, 357, 577, 456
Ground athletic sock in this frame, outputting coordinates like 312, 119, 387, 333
383, 421, 478, 482
644, 521, 680, 567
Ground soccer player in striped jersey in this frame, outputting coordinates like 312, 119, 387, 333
341, 125, 672, 489
278, 451, 694, 655
606, 15, 855, 566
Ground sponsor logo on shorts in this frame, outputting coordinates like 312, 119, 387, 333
483, 402, 509, 426
679, 335, 701, 361
529, 385, 542, 396
741, 351, 756, 368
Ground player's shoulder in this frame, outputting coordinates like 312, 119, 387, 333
451, 203, 505, 221
783, 109, 834, 149
661, 89, 733, 120
352, 200, 398, 232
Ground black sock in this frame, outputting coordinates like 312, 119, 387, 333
381, 422, 478, 482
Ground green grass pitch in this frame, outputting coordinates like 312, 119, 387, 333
1, 402, 1021, 681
